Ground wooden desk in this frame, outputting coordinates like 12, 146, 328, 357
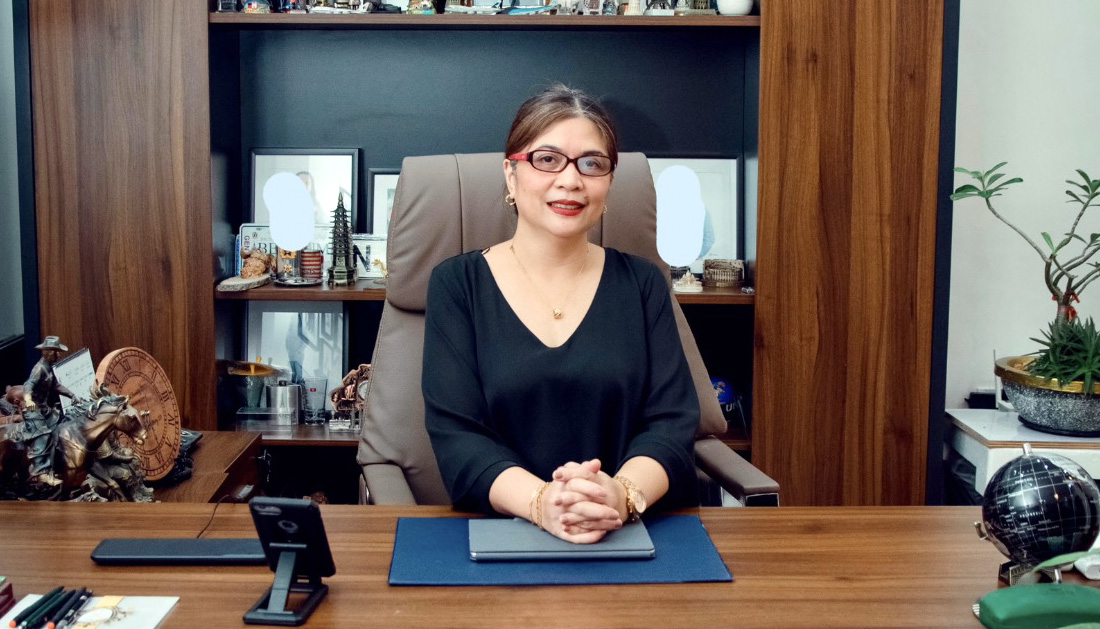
0, 503, 1044, 628
154, 432, 261, 503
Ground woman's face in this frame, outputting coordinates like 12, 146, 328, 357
504, 116, 612, 242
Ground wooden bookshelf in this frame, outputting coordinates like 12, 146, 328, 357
214, 281, 753, 305
214, 279, 387, 301
209, 13, 761, 30
237, 422, 361, 447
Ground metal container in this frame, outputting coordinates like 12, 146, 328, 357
265, 381, 301, 424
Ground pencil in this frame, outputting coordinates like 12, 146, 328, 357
54, 590, 91, 629
44, 589, 82, 629
8, 587, 62, 628
16, 589, 68, 629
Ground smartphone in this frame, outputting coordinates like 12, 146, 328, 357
249, 497, 336, 578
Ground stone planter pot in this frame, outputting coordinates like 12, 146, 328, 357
995, 356, 1100, 437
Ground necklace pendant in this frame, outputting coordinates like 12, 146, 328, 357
552, 309, 563, 319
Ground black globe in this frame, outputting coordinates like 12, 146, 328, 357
981, 450, 1100, 569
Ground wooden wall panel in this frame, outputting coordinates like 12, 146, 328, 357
754, 0, 944, 505
30, 0, 216, 430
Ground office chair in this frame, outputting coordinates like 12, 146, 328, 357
356, 152, 779, 507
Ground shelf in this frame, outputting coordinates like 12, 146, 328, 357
215, 280, 753, 304
209, 13, 760, 30
676, 286, 754, 305
214, 279, 387, 301
237, 422, 361, 447
719, 424, 750, 451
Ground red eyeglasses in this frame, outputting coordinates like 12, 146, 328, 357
507, 150, 615, 177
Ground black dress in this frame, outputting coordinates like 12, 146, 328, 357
423, 247, 698, 514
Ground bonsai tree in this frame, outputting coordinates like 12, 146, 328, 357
952, 164, 1100, 322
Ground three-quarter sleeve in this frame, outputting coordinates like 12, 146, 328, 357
422, 259, 523, 513
621, 260, 700, 508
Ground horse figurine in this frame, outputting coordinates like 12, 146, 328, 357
54, 384, 149, 501
0, 383, 150, 500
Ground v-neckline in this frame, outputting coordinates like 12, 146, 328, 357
478, 249, 608, 350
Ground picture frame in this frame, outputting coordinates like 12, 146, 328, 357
352, 234, 388, 279
367, 168, 400, 237
648, 157, 739, 273
245, 301, 347, 401
251, 149, 359, 227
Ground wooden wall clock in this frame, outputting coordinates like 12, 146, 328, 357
95, 347, 182, 481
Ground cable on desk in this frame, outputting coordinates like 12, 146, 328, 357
195, 494, 235, 539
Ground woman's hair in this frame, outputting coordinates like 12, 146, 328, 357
505, 84, 619, 167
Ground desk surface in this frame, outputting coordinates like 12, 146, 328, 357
0, 503, 1036, 628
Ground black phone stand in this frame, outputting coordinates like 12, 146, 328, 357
244, 545, 328, 626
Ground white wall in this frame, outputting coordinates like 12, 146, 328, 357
0, 0, 24, 341
947, 0, 1100, 408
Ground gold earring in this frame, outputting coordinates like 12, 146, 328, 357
603, 205, 609, 215
505, 194, 516, 207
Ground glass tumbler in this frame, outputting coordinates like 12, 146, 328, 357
301, 376, 328, 425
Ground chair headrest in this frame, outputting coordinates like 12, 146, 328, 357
385, 152, 664, 311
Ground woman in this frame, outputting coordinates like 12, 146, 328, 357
423, 84, 698, 543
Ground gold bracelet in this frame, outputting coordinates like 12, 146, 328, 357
532, 481, 551, 530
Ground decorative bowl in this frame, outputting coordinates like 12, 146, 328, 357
995, 355, 1100, 437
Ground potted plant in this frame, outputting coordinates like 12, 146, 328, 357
953, 164, 1100, 435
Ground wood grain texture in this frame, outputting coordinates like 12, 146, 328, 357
754, 0, 944, 505
155, 432, 261, 503
0, 503, 1027, 628
30, 0, 216, 430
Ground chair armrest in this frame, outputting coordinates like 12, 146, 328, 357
694, 437, 780, 506
359, 463, 417, 505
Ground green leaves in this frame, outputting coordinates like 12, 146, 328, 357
1065, 169, 1100, 206
1029, 317, 1100, 393
951, 163, 1022, 200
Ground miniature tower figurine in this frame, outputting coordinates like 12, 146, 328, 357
327, 192, 356, 286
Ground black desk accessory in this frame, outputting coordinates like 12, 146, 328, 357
243, 497, 336, 626
91, 538, 266, 565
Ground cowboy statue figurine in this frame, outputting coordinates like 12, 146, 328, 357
22, 336, 75, 487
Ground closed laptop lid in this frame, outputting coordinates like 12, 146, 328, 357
468, 518, 655, 562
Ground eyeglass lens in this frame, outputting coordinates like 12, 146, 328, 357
529, 150, 612, 176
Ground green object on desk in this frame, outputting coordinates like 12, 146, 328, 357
978, 584, 1100, 629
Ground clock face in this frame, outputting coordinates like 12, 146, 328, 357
95, 347, 182, 481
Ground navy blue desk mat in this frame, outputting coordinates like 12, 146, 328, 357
388, 514, 732, 586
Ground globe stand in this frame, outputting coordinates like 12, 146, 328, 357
998, 561, 1032, 586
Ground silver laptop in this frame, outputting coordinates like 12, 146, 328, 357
468, 518, 655, 561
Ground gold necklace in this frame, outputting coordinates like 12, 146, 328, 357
509, 241, 589, 320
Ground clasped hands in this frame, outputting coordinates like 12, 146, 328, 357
540, 459, 627, 544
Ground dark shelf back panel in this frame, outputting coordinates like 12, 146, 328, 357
220, 28, 753, 233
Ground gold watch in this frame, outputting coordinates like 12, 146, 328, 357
614, 475, 647, 522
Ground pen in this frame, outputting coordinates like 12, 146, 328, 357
8, 587, 62, 629
45, 589, 82, 629
16, 589, 68, 629
54, 590, 91, 629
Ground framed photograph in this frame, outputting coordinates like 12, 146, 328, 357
352, 234, 388, 279
245, 302, 347, 402
252, 149, 359, 227
648, 158, 739, 273
368, 168, 400, 237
